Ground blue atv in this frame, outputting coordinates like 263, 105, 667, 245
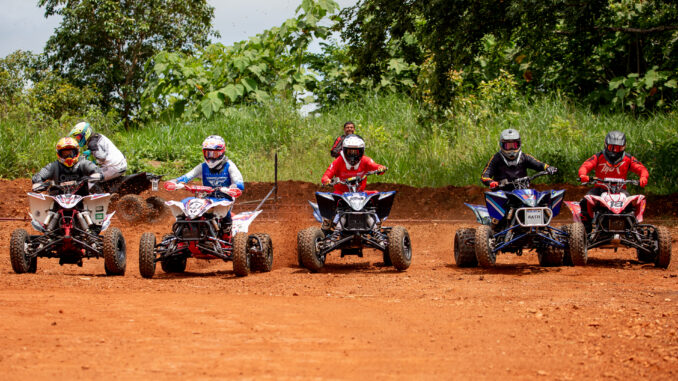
297, 170, 412, 272
454, 171, 586, 268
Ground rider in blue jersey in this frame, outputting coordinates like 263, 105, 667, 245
166, 135, 244, 235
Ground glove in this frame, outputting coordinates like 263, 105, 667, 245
579, 175, 590, 183
377, 165, 387, 174
220, 187, 242, 198
489, 181, 499, 189
321, 177, 331, 186
32, 182, 47, 192
164, 181, 178, 191
639, 177, 648, 187
546, 166, 558, 175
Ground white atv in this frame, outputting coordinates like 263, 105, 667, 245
10, 179, 126, 275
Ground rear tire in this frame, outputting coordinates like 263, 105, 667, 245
299, 227, 326, 273
654, 225, 672, 269
161, 257, 187, 273
232, 233, 251, 277
454, 228, 478, 267
145, 196, 168, 223
538, 246, 564, 267
10, 229, 36, 274
117, 195, 148, 223
250, 233, 273, 272
475, 225, 496, 267
566, 222, 588, 266
138, 232, 157, 279
103, 227, 126, 275
387, 226, 412, 271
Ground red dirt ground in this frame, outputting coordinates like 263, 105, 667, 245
0, 178, 676, 380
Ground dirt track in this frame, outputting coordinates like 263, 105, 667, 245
0, 178, 676, 380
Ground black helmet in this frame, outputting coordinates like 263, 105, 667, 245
341, 134, 365, 167
499, 129, 521, 164
604, 131, 626, 164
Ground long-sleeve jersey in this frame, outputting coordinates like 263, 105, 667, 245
175, 160, 245, 198
481, 152, 549, 188
32, 160, 102, 195
86, 133, 127, 172
578, 151, 648, 189
322, 155, 382, 194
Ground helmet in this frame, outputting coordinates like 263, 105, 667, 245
202, 135, 226, 169
69, 122, 92, 147
341, 134, 365, 167
603, 131, 626, 165
499, 128, 521, 163
56, 137, 80, 168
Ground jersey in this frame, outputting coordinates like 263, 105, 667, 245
481, 151, 549, 189
578, 152, 648, 189
322, 155, 382, 194
175, 160, 245, 199
87, 133, 127, 173
32, 159, 102, 196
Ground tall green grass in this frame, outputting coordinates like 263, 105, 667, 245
1, 94, 677, 194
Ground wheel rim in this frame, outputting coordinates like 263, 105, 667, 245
402, 233, 412, 260
116, 236, 126, 262
314, 235, 325, 264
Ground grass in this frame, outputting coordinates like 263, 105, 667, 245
1, 94, 677, 194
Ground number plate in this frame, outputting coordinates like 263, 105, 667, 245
524, 209, 543, 226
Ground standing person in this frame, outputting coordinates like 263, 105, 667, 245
577, 131, 649, 228
69, 122, 127, 181
480, 129, 557, 191
32, 137, 103, 196
164, 135, 244, 236
322, 134, 386, 194
330, 121, 358, 158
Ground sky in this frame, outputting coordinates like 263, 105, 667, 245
0, 0, 359, 58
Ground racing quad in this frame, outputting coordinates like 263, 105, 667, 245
9, 179, 126, 275
138, 183, 273, 278
564, 177, 671, 268
455, 171, 586, 268
297, 170, 412, 272
92, 172, 166, 223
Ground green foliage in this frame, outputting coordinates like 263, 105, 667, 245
608, 67, 678, 112
39, 0, 218, 127
140, 0, 340, 121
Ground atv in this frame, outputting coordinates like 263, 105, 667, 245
138, 183, 273, 278
297, 170, 412, 272
455, 171, 586, 268
563, 177, 671, 268
92, 172, 166, 223
9, 178, 126, 275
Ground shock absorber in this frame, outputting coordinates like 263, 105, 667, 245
77, 213, 90, 231
45, 211, 59, 231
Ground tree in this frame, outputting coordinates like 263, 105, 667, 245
39, 0, 218, 127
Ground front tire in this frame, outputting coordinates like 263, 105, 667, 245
565, 222, 588, 266
299, 227, 326, 273
387, 226, 412, 271
10, 229, 36, 274
454, 228, 478, 267
250, 233, 274, 272
103, 227, 126, 276
538, 246, 564, 267
232, 233, 251, 277
138, 232, 157, 279
475, 225, 496, 267
654, 225, 672, 269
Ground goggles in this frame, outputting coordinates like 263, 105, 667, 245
345, 148, 361, 156
74, 133, 85, 143
606, 144, 625, 153
203, 149, 223, 159
59, 149, 78, 159
502, 141, 520, 151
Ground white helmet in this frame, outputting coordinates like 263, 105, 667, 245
341, 134, 365, 169
202, 135, 227, 169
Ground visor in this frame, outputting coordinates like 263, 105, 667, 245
502, 141, 520, 151
58, 149, 78, 159
345, 148, 361, 156
606, 144, 625, 153
203, 149, 223, 159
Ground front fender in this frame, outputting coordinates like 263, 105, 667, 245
232, 210, 263, 234
464, 203, 491, 225
308, 201, 322, 222
563, 201, 582, 222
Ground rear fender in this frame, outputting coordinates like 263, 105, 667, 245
232, 210, 263, 234
308, 201, 322, 222
464, 203, 491, 225
564, 201, 582, 222
100, 212, 115, 232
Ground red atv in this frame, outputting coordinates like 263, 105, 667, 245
564, 177, 671, 268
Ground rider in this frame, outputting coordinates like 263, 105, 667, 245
32, 137, 103, 196
165, 135, 244, 235
69, 122, 127, 181
322, 134, 387, 194
330, 121, 361, 158
577, 131, 649, 226
481, 129, 557, 191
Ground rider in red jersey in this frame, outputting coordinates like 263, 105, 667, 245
321, 134, 386, 194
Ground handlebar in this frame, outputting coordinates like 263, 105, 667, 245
164, 181, 242, 198
323, 169, 386, 188
494, 170, 550, 190
33, 177, 98, 193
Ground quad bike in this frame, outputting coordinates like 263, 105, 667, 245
138, 183, 273, 278
92, 172, 166, 223
455, 171, 586, 268
563, 177, 671, 268
297, 170, 412, 272
9, 178, 126, 275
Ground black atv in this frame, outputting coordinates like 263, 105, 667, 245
93, 172, 166, 223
